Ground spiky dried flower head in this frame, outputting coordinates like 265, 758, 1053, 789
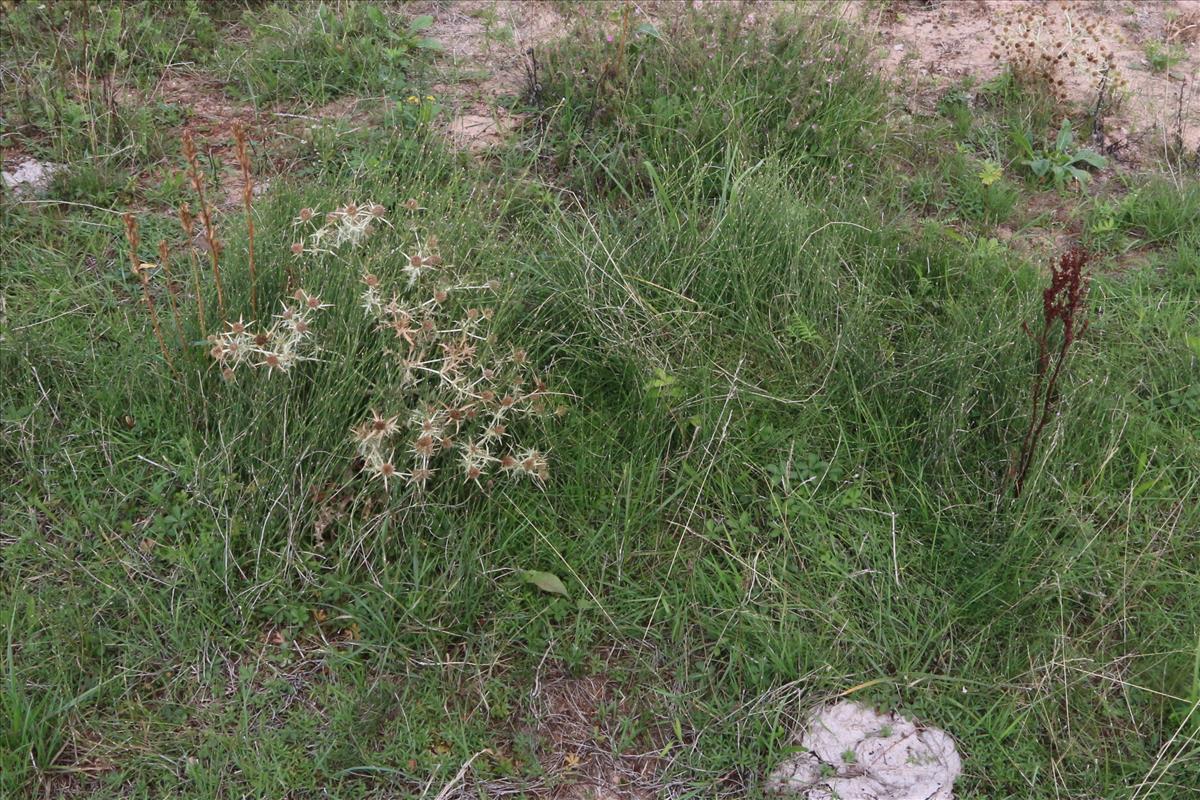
368, 456, 398, 489
351, 231, 557, 494
992, 4, 1128, 101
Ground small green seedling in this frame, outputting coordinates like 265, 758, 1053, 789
978, 160, 1003, 187
1144, 41, 1185, 74
1014, 119, 1107, 191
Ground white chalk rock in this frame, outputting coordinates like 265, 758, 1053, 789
2, 158, 63, 196
768, 701, 961, 799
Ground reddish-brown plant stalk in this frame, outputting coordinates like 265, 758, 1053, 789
1012, 247, 1091, 497
182, 131, 225, 320
233, 122, 257, 316
157, 240, 186, 350
123, 213, 174, 371
178, 203, 207, 337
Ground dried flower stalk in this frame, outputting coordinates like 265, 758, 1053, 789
233, 122, 257, 316
122, 213, 174, 371
182, 131, 225, 319
1012, 247, 1091, 496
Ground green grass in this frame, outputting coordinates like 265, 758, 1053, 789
0, 0, 218, 168
4, 4, 1200, 799
1144, 41, 1187, 74
217, 3, 441, 104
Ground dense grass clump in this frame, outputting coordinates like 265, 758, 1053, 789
219, 3, 440, 104
2, 5, 1200, 799
536, 10, 888, 200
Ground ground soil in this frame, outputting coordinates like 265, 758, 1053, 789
863, 0, 1200, 165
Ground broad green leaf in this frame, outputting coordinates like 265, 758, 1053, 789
364, 5, 386, 27
1071, 149, 1107, 169
1011, 130, 1035, 158
1135, 478, 1160, 497
519, 569, 569, 597
647, 368, 676, 390
409, 14, 435, 32
1055, 119, 1074, 153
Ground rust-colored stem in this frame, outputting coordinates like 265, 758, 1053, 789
123, 213, 174, 371
179, 202, 207, 338
233, 123, 257, 316
614, 4, 633, 79
1012, 248, 1090, 497
183, 131, 225, 320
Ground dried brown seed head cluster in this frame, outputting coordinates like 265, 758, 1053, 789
295, 201, 389, 251
352, 235, 553, 492
991, 6, 1127, 102
206, 290, 328, 377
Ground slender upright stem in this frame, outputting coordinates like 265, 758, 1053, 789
158, 240, 186, 351
179, 203, 207, 338
1013, 249, 1090, 497
123, 213, 174, 372
234, 123, 257, 316
183, 132, 225, 320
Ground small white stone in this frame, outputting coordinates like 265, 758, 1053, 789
2, 158, 63, 196
767, 701, 961, 799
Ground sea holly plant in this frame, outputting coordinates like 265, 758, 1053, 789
203, 200, 392, 380
351, 235, 556, 493
205, 290, 329, 380
1013, 119, 1108, 191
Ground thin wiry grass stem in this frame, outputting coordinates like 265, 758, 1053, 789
179, 203, 207, 338
123, 213, 174, 373
157, 240, 186, 352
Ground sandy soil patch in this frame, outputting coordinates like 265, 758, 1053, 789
861, 0, 1200, 165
